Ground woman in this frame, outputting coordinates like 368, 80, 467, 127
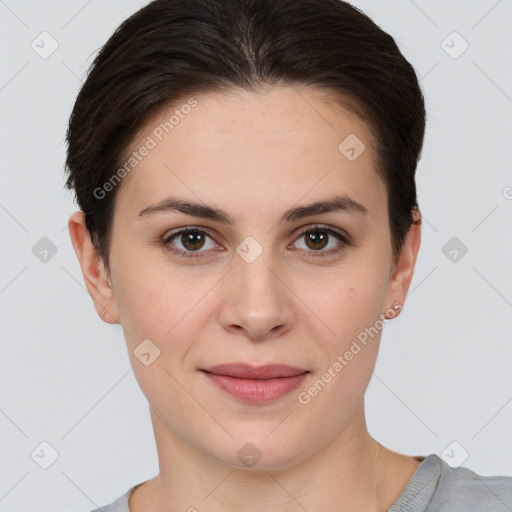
65, 0, 512, 510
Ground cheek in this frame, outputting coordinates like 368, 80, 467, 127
328, 266, 390, 389
111, 250, 218, 356
306, 261, 389, 347
302, 282, 386, 418
112, 243, 173, 322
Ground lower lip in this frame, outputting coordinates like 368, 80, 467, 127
202, 371, 308, 404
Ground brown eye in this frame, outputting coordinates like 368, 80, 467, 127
304, 230, 329, 251
180, 231, 206, 251
162, 227, 217, 257
292, 225, 349, 256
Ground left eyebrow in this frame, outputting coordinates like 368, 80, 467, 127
280, 195, 369, 223
138, 194, 369, 224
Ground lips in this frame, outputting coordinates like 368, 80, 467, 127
200, 363, 309, 404
202, 363, 308, 379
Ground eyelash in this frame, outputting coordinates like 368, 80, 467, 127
161, 225, 351, 259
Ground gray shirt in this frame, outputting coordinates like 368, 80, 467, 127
88, 454, 512, 511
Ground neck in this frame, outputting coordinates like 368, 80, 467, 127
130, 402, 394, 512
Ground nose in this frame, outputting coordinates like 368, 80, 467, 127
218, 248, 296, 341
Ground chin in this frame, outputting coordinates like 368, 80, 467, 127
206, 427, 312, 472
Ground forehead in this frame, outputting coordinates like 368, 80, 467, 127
116, 85, 385, 219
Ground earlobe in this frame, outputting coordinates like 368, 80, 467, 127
67, 211, 120, 324
385, 210, 422, 314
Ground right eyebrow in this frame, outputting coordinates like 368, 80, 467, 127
138, 194, 369, 224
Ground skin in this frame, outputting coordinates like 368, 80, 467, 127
69, 85, 422, 511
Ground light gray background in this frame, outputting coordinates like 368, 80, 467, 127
1, 0, 511, 510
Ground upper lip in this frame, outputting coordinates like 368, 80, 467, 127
201, 363, 309, 379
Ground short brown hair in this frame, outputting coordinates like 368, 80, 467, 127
64, 0, 425, 270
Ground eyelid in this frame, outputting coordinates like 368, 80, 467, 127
161, 223, 351, 257
290, 224, 350, 256
162, 225, 216, 241
161, 225, 220, 257
293, 223, 350, 242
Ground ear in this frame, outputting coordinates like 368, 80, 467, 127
67, 211, 120, 324
385, 209, 422, 311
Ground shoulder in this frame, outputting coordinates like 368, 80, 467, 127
429, 455, 512, 511
87, 482, 143, 512
391, 453, 512, 512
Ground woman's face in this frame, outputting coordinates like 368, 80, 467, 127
96, 86, 418, 469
